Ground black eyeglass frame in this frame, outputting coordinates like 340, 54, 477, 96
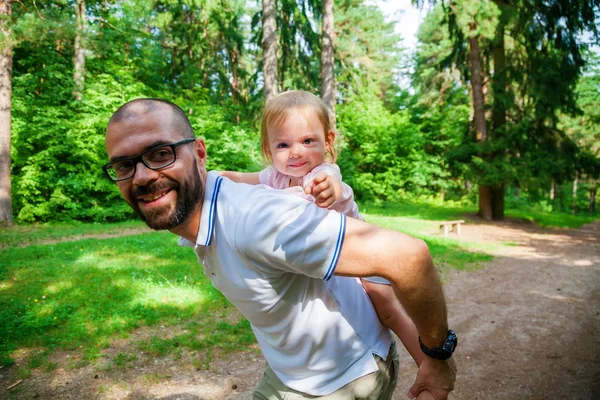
103, 138, 196, 182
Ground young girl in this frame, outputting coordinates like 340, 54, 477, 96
222, 91, 432, 396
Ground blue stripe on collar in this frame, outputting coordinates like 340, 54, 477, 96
204, 175, 224, 247
323, 213, 346, 281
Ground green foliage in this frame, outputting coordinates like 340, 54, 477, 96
338, 93, 453, 201
411, 0, 600, 215
334, 0, 402, 99
6, 0, 599, 223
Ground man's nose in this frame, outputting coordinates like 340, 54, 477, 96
132, 161, 159, 187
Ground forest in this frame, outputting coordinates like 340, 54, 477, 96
0, 0, 599, 226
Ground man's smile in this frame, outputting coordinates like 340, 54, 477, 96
138, 188, 172, 203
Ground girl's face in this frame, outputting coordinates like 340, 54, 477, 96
267, 109, 334, 178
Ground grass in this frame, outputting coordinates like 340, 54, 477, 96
505, 208, 597, 228
0, 231, 255, 367
360, 199, 476, 222
0, 220, 147, 249
360, 198, 598, 229
1, 199, 595, 371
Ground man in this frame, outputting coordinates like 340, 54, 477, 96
103, 98, 457, 399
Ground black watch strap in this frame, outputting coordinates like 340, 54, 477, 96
419, 329, 457, 360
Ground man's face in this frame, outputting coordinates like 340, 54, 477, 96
105, 108, 206, 230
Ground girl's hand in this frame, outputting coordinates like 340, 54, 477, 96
305, 171, 342, 208
415, 389, 437, 400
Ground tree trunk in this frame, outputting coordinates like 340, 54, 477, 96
491, 22, 506, 220
550, 178, 556, 200
469, 24, 491, 220
262, 0, 277, 104
320, 0, 335, 127
479, 186, 493, 221
492, 185, 505, 220
0, 0, 13, 226
230, 49, 240, 124
590, 182, 597, 213
572, 172, 578, 214
73, 0, 86, 100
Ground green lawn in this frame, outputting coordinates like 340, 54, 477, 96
360, 198, 598, 228
0, 231, 255, 369
1, 200, 595, 372
0, 220, 146, 249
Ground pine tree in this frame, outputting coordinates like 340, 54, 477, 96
0, 0, 13, 226
321, 0, 335, 125
262, 0, 277, 103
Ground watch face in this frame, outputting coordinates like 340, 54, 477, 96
419, 330, 458, 360
443, 330, 458, 353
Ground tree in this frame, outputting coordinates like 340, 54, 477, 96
335, 1, 401, 100
425, 0, 600, 219
72, 0, 86, 100
262, 0, 277, 103
321, 0, 335, 125
0, 0, 13, 226
559, 52, 600, 213
467, 22, 491, 219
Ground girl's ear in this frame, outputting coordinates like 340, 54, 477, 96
325, 129, 336, 151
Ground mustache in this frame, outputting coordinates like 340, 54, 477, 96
132, 179, 179, 198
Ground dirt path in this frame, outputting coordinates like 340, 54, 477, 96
2, 219, 599, 399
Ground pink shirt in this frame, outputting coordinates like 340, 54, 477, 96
258, 164, 363, 220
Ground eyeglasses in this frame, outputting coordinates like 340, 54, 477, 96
103, 138, 195, 182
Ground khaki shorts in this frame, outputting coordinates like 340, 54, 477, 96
253, 342, 399, 400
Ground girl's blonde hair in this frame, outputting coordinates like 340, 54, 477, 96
260, 90, 337, 164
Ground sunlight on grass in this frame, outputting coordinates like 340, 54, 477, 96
131, 286, 209, 308
360, 199, 476, 221
75, 251, 157, 270
505, 209, 597, 228
46, 281, 73, 294
0, 232, 242, 366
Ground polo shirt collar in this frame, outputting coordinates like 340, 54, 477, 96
178, 171, 224, 248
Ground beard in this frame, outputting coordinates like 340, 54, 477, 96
129, 161, 203, 230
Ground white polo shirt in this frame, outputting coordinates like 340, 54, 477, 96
179, 171, 393, 395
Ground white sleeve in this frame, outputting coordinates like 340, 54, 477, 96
234, 191, 346, 281
303, 164, 361, 219
302, 163, 342, 186
258, 166, 277, 186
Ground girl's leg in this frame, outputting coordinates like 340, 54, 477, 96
361, 278, 425, 367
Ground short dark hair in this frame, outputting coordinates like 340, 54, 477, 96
108, 98, 195, 139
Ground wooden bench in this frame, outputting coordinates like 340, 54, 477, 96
439, 220, 465, 237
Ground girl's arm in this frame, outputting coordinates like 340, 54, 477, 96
220, 171, 260, 185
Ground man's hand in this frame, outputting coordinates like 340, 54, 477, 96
304, 171, 342, 208
408, 357, 456, 400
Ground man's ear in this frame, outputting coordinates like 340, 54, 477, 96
194, 138, 207, 165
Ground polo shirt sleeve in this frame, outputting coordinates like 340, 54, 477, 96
234, 192, 346, 281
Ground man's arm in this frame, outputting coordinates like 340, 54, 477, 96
335, 217, 455, 399
335, 217, 447, 346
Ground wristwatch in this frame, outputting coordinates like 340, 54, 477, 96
419, 330, 457, 360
